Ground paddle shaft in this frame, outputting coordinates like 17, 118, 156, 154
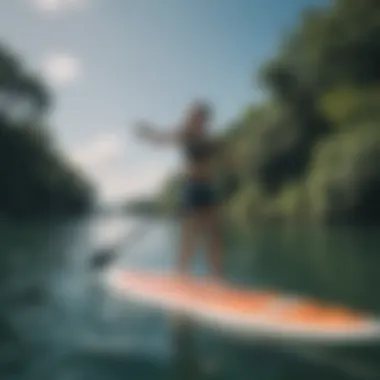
90, 222, 151, 270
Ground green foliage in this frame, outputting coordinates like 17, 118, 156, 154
308, 127, 380, 224
0, 42, 94, 219
319, 85, 380, 126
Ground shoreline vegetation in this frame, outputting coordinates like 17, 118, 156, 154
0, 43, 95, 220
132, 0, 380, 227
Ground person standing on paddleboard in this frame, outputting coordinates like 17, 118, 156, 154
134, 101, 230, 279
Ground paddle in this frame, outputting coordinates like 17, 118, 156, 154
89, 223, 151, 270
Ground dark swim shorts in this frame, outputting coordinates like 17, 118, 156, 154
180, 180, 218, 211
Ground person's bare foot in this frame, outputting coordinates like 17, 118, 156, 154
177, 270, 192, 283
202, 275, 226, 294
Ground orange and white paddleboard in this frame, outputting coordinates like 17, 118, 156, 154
107, 268, 380, 345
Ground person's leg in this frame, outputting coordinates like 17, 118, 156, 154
178, 181, 203, 275
202, 205, 224, 279
178, 213, 198, 275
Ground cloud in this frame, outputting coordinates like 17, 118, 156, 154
31, 0, 89, 13
42, 53, 82, 86
99, 162, 173, 202
70, 132, 123, 175
69, 131, 174, 203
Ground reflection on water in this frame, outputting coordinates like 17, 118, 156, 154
0, 215, 379, 379
237, 226, 380, 313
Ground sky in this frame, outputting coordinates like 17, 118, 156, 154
0, 0, 331, 204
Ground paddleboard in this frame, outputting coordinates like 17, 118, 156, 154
107, 268, 380, 345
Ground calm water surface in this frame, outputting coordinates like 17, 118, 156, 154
0, 214, 379, 380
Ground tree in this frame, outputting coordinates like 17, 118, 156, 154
0, 42, 94, 219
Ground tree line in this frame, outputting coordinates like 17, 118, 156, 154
0, 42, 95, 220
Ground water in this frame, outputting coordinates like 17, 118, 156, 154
0, 214, 379, 380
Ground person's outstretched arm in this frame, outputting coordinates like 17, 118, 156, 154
134, 121, 184, 146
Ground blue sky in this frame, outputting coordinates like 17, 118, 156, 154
0, 0, 330, 202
